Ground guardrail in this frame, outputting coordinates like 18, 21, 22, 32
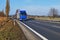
16, 20, 48, 40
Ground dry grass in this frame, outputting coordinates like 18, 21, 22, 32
34, 17, 60, 21
34, 17, 60, 23
0, 17, 7, 26
0, 19, 27, 40
0, 17, 7, 22
28, 16, 60, 21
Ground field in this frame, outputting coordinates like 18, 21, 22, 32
28, 16, 60, 23
0, 17, 27, 40
35, 17, 60, 21
35, 17, 60, 23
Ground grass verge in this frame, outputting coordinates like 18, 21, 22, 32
0, 20, 27, 40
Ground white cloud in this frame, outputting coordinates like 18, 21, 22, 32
20, 6, 50, 15
9, 5, 60, 16
19, 5, 60, 16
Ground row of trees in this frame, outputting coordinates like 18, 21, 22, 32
48, 8, 59, 18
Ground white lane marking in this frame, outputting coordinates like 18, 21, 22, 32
19, 21, 48, 40
35, 21, 60, 29
26, 20, 60, 28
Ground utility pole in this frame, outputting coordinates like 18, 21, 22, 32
5, 0, 10, 20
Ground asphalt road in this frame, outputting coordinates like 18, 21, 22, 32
22, 20, 60, 40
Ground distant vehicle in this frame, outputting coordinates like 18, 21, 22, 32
20, 10, 27, 21
16, 9, 27, 21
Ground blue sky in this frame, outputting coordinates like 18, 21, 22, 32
0, 0, 60, 16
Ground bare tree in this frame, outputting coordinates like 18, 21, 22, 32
48, 8, 58, 18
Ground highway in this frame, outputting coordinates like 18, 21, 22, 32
22, 20, 60, 40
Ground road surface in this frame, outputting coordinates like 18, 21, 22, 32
22, 20, 60, 40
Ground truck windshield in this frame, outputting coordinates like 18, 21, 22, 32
20, 11, 27, 15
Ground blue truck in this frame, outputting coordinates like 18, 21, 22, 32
20, 10, 27, 21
